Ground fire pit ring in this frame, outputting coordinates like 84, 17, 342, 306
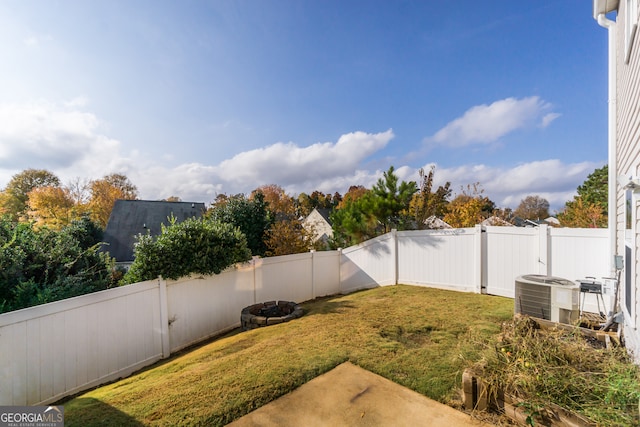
241, 300, 304, 331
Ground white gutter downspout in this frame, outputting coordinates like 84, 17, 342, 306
596, 12, 617, 274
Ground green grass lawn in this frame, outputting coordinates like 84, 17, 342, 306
62, 285, 514, 426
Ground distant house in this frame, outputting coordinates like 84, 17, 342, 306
424, 215, 452, 229
543, 217, 561, 227
481, 216, 514, 227
101, 200, 206, 265
302, 208, 333, 246
513, 217, 560, 227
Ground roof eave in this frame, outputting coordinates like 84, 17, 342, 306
593, 0, 619, 20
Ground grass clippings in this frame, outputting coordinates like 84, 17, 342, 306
469, 315, 640, 426
62, 285, 513, 426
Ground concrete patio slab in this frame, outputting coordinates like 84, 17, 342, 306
227, 362, 492, 426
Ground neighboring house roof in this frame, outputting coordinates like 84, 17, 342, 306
101, 200, 206, 263
424, 215, 452, 229
513, 217, 560, 227
544, 217, 561, 226
481, 216, 514, 227
513, 217, 542, 227
314, 208, 332, 225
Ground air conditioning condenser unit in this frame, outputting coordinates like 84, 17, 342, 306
515, 275, 579, 324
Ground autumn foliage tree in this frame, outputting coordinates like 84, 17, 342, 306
0, 170, 138, 230
88, 173, 138, 228
252, 184, 296, 219
558, 165, 608, 228
337, 185, 368, 209
443, 184, 495, 228
26, 186, 77, 229
0, 169, 61, 221
558, 197, 606, 228
249, 184, 325, 256
296, 191, 340, 217
264, 220, 319, 256
409, 166, 451, 229
513, 195, 550, 221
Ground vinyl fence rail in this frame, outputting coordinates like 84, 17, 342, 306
0, 226, 610, 405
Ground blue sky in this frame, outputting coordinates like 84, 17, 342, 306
0, 0, 608, 211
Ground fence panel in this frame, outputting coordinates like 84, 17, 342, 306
549, 228, 610, 280
255, 253, 314, 303
167, 265, 255, 353
312, 251, 341, 297
397, 228, 479, 292
549, 228, 612, 314
340, 232, 396, 293
484, 227, 540, 298
0, 280, 162, 405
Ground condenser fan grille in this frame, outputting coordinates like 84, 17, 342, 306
516, 282, 552, 319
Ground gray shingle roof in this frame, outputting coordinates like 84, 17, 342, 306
101, 200, 206, 262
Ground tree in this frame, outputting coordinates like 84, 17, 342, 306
329, 195, 378, 247
0, 169, 60, 221
330, 166, 418, 245
66, 177, 91, 205
557, 165, 609, 228
369, 166, 418, 232
265, 219, 318, 256
577, 165, 608, 212
123, 217, 251, 283
443, 183, 494, 228
0, 216, 113, 313
26, 186, 76, 229
207, 192, 271, 256
88, 173, 138, 228
409, 166, 451, 229
558, 197, 606, 228
337, 186, 368, 209
513, 195, 550, 221
444, 195, 485, 228
296, 191, 338, 217
251, 184, 296, 219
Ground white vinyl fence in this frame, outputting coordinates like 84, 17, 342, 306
0, 226, 611, 405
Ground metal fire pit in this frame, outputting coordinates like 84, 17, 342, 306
241, 300, 304, 331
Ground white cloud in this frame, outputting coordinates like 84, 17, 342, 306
0, 101, 142, 196
0, 100, 595, 211
0, 102, 393, 203
426, 96, 558, 147
540, 112, 561, 128
429, 159, 600, 211
0, 101, 119, 173
214, 129, 394, 189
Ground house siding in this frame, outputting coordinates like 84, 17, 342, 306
615, 0, 640, 359
303, 209, 333, 243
